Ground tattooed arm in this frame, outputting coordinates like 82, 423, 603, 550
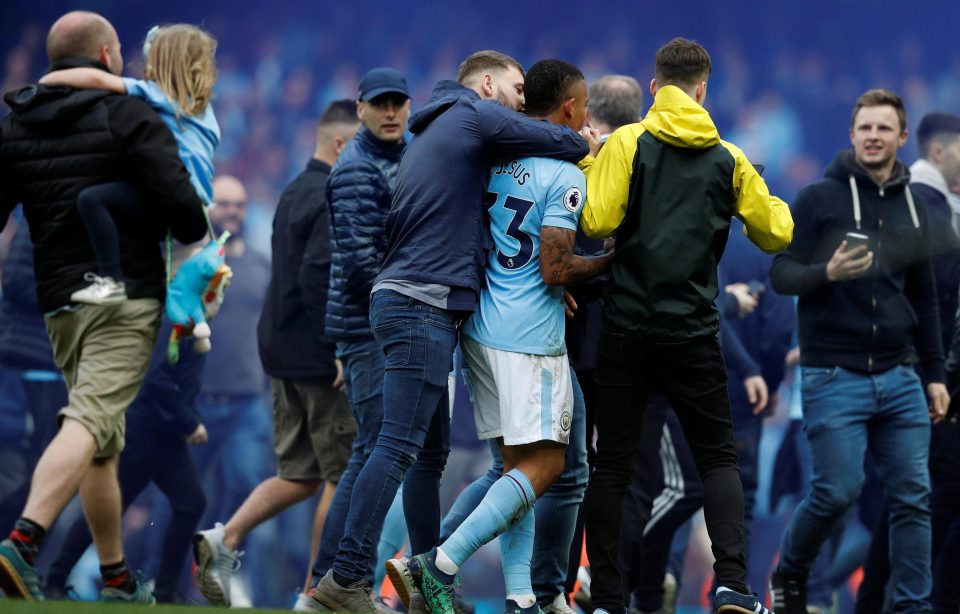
539, 226, 613, 287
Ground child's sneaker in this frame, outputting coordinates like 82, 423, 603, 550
70, 273, 126, 305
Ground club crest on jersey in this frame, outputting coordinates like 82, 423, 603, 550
563, 186, 583, 213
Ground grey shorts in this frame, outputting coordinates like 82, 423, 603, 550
271, 377, 356, 482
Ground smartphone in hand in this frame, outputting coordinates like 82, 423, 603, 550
845, 231, 870, 252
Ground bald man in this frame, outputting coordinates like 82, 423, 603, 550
188, 175, 277, 601
0, 10, 207, 603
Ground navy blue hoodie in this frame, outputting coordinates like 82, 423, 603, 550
375, 80, 588, 311
771, 150, 943, 384
719, 219, 795, 410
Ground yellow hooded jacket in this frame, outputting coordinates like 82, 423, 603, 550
579, 85, 794, 337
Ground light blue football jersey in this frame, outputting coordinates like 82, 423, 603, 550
463, 156, 586, 356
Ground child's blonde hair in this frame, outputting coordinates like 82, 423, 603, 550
143, 24, 217, 119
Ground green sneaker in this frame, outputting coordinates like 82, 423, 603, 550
100, 577, 156, 605
385, 557, 419, 609
409, 551, 456, 614
0, 538, 43, 600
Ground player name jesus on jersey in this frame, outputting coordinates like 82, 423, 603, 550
463, 156, 586, 356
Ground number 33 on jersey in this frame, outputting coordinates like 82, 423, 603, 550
464, 156, 586, 356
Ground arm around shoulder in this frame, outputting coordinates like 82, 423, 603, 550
478, 103, 588, 163
40, 68, 126, 93
107, 97, 206, 243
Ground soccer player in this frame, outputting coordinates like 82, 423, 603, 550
387, 59, 610, 614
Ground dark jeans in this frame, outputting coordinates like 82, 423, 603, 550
312, 338, 385, 584
331, 290, 456, 582
857, 420, 960, 614
77, 182, 146, 280
46, 427, 205, 597
584, 329, 747, 613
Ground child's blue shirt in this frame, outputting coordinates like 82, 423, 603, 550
122, 77, 220, 204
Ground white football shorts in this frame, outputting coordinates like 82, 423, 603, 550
460, 335, 573, 445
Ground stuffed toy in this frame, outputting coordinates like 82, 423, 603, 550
166, 231, 233, 363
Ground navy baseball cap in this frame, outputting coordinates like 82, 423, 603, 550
358, 67, 410, 102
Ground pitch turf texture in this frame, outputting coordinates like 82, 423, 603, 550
0, 602, 294, 613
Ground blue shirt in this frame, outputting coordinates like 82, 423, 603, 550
464, 156, 586, 356
122, 78, 220, 203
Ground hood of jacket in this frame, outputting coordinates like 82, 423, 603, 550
910, 157, 960, 215
4, 85, 109, 127
640, 85, 720, 149
4, 58, 113, 127
825, 149, 918, 230
407, 80, 480, 134
824, 148, 910, 190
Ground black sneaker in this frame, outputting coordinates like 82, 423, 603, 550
768, 567, 807, 614
715, 589, 773, 613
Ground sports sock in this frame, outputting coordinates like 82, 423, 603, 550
101, 558, 137, 594
501, 505, 535, 607
439, 468, 536, 571
8, 517, 46, 565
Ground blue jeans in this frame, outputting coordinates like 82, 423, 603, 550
781, 365, 932, 613
312, 338, 385, 583
439, 371, 589, 603
331, 290, 456, 581
193, 393, 273, 525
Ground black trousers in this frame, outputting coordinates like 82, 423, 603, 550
76, 182, 146, 280
624, 397, 704, 611
583, 329, 747, 612
46, 427, 206, 598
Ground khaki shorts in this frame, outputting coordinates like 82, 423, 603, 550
45, 299, 161, 459
271, 377, 356, 482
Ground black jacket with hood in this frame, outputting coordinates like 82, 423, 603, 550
771, 149, 944, 384
0, 59, 207, 312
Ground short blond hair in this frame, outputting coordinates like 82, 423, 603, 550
143, 24, 217, 119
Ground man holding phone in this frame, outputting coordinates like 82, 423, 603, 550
769, 89, 949, 614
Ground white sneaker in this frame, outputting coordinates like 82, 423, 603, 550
70, 273, 126, 305
542, 594, 577, 614
192, 522, 243, 607
293, 590, 325, 612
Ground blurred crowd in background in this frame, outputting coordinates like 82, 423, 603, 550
3, 1, 960, 257
1, 1, 958, 612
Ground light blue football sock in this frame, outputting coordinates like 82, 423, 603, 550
501, 503, 535, 604
439, 468, 536, 568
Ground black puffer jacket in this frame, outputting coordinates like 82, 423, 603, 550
771, 149, 943, 384
0, 61, 207, 312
